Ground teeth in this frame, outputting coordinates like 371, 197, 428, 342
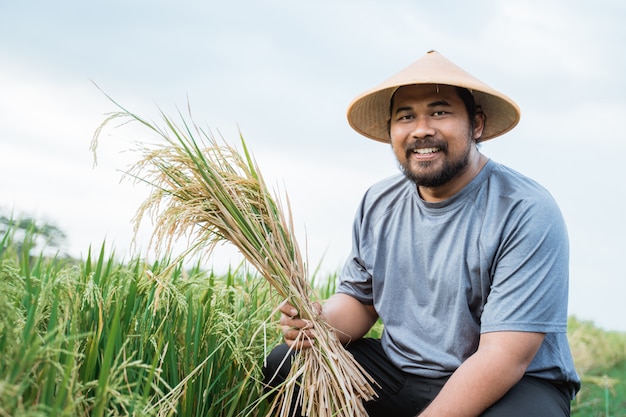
413, 147, 439, 154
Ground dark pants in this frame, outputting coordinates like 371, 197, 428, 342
262, 338, 572, 417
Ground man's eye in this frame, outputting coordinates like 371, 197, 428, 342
398, 114, 414, 120
432, 111, 448, 116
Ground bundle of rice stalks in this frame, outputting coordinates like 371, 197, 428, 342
91, 100, 377, 417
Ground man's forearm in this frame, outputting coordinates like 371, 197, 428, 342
418, 331, 544, 417
322, 293, 378, 344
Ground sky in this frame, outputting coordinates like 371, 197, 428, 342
1, 0, 625, 331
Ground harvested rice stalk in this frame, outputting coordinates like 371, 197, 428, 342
91, 101, 378, 417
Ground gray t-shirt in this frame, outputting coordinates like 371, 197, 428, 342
337, 160, 580, 395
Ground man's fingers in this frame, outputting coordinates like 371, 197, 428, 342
279, 300, 299, 318
279, 313, 315, 330
278, 300, 320, 349
283, 327, 317, 350
282, 327, 312, 340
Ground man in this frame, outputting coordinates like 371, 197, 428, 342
263, 50, 580, 416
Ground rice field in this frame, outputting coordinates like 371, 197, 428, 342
1, 230, 624, 416
0, 230, 282, 416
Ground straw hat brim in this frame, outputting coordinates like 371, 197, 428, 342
346, 51, 521, 143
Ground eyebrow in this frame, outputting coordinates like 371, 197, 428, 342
393, 100, 452, 114
428, 100, 452, 108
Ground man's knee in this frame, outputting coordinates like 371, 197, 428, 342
482, 376, 571, 417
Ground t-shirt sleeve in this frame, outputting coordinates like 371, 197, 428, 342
336, 197, 375, 305
480, 194, 570, 334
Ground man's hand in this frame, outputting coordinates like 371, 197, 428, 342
278, 301, 322, 349
278, 294, 378, 348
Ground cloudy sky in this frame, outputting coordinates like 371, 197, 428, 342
1, 0, 624, 331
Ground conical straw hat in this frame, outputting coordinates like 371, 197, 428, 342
346, 50, 521, 143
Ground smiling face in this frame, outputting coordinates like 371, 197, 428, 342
389, 84, 485, 199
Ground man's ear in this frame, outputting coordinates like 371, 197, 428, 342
473, 108, 486, 141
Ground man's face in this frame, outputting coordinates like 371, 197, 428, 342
389, 84, 483, 188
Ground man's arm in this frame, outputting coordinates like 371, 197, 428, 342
280, 293, 378, 348
418, 331, 544, 417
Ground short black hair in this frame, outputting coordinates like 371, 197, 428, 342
455, 87, 476, 122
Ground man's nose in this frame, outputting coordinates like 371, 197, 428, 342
411, 117, 436, 138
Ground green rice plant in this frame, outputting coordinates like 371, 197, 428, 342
76, 248, 276, 417
0, 234, 83, 416
0, 234, 170, 416
0, 227, 278, 416
139, 262, 279, 417
92, 98, 378, 416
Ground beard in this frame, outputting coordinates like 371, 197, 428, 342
397, 135, 474, 188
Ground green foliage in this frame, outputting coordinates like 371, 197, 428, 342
572, 364, 626, 417
569, 317, 626, 416
569, 317, 626, 373
0, 229, 281, 416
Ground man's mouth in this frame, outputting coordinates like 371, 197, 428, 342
413, 147, 440, 155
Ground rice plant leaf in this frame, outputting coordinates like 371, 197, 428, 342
93, 304, 123, 417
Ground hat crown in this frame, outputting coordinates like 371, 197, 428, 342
379, 50, 494, 92
346, 50, 521, 143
